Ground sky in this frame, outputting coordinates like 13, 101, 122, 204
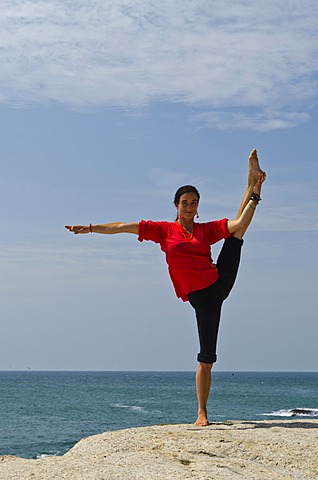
0, 0, 317, 372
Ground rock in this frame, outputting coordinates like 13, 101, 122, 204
1, 420, 318, 479
290, 408, 315, 416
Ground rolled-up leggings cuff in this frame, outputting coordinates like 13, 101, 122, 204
197, 353, 217, 364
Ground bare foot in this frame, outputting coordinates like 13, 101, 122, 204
255, 170, 267, 187
248, 149, 263, 187
194, 410, 209, 426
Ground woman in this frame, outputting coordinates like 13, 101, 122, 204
66, 149, 266, 426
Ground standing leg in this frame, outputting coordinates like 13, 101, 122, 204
188, 283, 223, 426
195, 362, 213, 426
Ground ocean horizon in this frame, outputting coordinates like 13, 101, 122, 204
1, 370, 317, 459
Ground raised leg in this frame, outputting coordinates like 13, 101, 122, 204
236, 149, 264, 218
233, 149, 266, 240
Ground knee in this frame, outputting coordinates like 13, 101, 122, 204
198, 362, 213, 373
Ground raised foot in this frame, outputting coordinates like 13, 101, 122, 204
248, 149, 263, 187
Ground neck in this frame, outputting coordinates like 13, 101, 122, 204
177, 218, 194, 233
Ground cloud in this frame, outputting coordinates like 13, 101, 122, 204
147, 167, 204, 189
145, 167, 318, 232
251, 205, 318, 232
191, 110, 311, 132
0, 0, 318, 130
0, 242, 149, 274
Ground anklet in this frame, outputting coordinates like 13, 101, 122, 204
250, 192, 261, 205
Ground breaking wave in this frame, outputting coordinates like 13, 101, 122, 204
261, 408, 318, 417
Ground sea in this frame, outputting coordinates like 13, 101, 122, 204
1, 371, 317, 459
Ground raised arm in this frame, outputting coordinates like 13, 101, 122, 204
227, 191, 262, 235
65, 222, 139, 235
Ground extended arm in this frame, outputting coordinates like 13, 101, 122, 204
65, 222, 139, 235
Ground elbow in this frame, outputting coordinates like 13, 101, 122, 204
227, 219, 247, 234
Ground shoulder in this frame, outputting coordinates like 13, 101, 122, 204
195, 220, 217, 230
139, 220, 173, 230
197, 219, 228, 229
138, 220, 175, 243
196, 219, 230, 242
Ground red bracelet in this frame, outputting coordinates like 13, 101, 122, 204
89, 223, 92, 233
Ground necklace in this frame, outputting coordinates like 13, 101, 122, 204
176, 221, 194, 241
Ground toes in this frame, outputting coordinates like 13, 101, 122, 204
195, 421, 209, 427
249, 148, 258, 158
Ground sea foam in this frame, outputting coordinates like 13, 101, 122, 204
261, 408, 318, 417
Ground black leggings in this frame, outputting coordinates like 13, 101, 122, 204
188, 236, 243, 364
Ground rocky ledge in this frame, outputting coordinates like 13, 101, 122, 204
1, 420, 318, 479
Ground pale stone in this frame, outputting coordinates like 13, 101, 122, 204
1, 420, 318, 479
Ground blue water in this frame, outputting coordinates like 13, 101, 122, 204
0, 371, 317, 459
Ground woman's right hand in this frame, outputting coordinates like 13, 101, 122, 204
65, 225, 90, 234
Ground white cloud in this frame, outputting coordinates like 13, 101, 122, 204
191, 110, 311, 132
0, 0, 318, 130
251, 205, 318, 232
147, 167, 205, 189
0, 241, 149, 274
145, 167, 318, 232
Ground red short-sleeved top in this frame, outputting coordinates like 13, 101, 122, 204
138, 219, 231, 302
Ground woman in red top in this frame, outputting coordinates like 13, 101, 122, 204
66, 149, 266, 426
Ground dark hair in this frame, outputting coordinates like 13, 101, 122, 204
173, 185, 200, 206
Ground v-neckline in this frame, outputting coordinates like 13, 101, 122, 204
176, 221, 194, 241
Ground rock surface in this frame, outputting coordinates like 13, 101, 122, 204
1, 420, 318, 479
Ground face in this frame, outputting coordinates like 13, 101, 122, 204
176, 192, 199, 221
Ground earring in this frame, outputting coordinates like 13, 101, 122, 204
196, 212, 199, 219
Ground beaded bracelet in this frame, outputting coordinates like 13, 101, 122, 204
250, 192, 261, 205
